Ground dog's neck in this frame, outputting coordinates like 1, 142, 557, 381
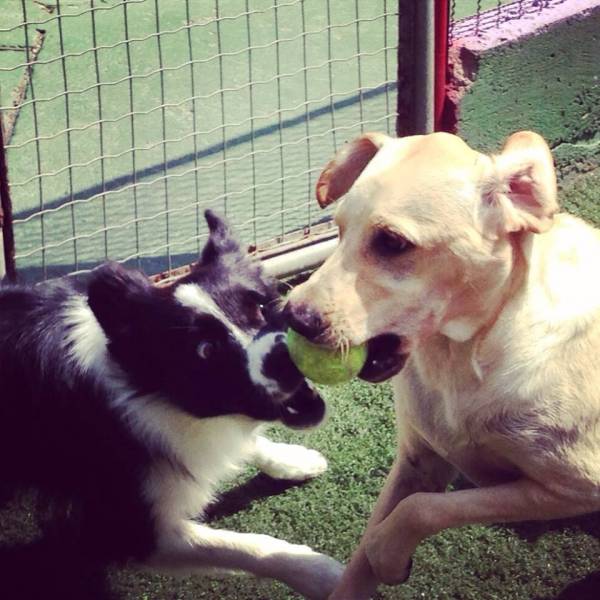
431, 232, 528, 378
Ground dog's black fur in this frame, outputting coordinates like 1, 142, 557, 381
0, 211, 328, 598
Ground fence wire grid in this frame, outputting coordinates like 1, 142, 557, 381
0, 0, 398, 281
0, 0, 554, 281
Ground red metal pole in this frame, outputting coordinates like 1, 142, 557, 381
434, 0, 450, 131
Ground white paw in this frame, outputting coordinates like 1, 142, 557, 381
274, 546, 344, 600
295, 552, 344, 600
256, 442, 328, 481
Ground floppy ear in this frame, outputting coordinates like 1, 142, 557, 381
316, 132, 389, 208
87, 261, 154, 339
483, 131, 558, 235
200, 209, 240, 264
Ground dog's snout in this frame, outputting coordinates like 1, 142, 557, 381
283, 302, 325, 341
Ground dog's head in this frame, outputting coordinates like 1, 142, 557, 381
286, 131, 557, 382
87, 211, 324, 428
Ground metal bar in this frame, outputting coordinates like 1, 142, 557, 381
0, 111, 16, 281
300, 0, 313, 232
91, 0, 108, 259
122, 0, 141, 268
56, 0, 79, 270
383, 0, 391, 125
184, 0, 202, 255
434, 0, 450, 131
354, 0, 365, 128
20, 0, 46, 278
414, 0, 435, 133
154, 0, 171, 272
273, 0, 285, 243
154, 232, 339, 286
263, 236, 338, 279
0, 226, 4, 279
326, 1, 337, 149
245, 0, 258, 246
215, 1, 229, 216
395, 0, 415, 137
414, 0, 435, 134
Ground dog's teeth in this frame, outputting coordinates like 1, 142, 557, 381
286, 406, 300, 415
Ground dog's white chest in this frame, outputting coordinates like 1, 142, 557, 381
129, 402, 260, 526
396, 360, 521, 486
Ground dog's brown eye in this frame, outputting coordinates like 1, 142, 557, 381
372, 229, 413, 256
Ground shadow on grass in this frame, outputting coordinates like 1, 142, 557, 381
454, 475, 600, 541
0, 537, 112, 600
204, 472, 309, 523
452, 475, 600, 600
537, 571, 600, 600
511, 512, 600, 600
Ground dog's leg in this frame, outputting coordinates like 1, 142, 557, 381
147, 520, 343, 599
252, 435, 328, 481
365, 477, 600, 587
330, 436, 456, 600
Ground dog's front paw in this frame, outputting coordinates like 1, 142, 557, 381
365, 527, 413, 586
257, 442, 328, 481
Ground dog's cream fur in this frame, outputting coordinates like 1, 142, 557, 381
289, 131, 600, 599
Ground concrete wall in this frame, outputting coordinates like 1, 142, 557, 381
448, 0, 600, 182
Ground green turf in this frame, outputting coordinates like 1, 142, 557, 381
452, 0, 515, 21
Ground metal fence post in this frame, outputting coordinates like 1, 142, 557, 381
0, 113, 16, 282
414, 0, 436, 134
396, 0, 437, 136
395, 0, 415, 137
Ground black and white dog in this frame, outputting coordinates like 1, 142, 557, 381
0, 211, 342, 599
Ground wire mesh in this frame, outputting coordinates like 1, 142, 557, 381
449, 0, 557, 41
0, 0, 398, 281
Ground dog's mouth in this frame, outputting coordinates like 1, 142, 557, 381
251, 330, 326, 429
358, 334, 407, 383
280, 382, 326, 429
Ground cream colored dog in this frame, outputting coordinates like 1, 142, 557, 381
286, 131, 600, 599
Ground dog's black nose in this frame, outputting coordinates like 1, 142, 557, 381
283, 301, 325, 341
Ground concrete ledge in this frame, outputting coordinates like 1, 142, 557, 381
452, 0, 600, 52
447, 0, 600, 180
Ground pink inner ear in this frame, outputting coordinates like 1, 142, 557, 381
316, 136, 381, 208
508, 170, 546, 211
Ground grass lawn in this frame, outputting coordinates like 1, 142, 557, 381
1, 169, 600, 599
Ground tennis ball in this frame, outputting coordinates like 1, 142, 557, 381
287, 328, 367, 385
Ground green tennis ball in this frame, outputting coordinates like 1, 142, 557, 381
287, 328, 367, 385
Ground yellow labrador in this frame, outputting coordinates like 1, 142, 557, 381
286, 131, 600, 599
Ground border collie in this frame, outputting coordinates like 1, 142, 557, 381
0, 211, 342, 599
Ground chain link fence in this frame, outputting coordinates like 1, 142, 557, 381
0, 1, 558, 282
0, 0, 398, 281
